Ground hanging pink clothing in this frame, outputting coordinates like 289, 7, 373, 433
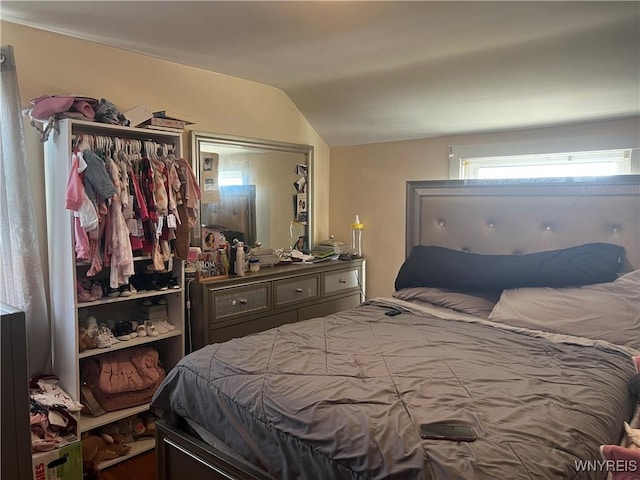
65, 153, 84, 211
166, 159, 181, 221
65, 151, 98, 260
74, 217, 90, 261
151, 157, 169, 216
86, 221, 103, 277
106, 157, 134, 288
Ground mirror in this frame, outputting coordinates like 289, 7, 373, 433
191, 131, 313, 252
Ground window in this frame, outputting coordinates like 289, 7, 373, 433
461, 149, 632, 180
218, 170, 245, 186
449, 136, 639, 180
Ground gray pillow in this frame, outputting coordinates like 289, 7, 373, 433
393, 287, 499, 318
488, 270, 640, 350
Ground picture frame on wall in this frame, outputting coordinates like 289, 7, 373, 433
295, 192, 308, 223
202, 225, 225, 251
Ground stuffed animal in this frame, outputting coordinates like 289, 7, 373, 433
100, 416, 146, 444
81, 433, 130, 479
140, 412, 159, 438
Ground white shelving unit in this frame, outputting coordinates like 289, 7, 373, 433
43, 119, 186, 471
99, 438, 156, 469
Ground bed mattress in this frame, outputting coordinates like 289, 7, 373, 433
151, 299, 636, 480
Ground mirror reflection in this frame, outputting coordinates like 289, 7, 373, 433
191, 132, 313, 252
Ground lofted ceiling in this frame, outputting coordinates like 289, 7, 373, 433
2, 1, 639, 147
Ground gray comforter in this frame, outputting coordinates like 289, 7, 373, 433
151, 299, 636, 480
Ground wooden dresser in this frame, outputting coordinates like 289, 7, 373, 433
187, 259, 365, 350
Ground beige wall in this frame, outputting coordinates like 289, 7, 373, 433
330, 117, 640, 298
4, 21, 639, 320
1, 21, 330, 301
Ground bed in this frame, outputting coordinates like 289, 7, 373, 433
151, 175, 640, 480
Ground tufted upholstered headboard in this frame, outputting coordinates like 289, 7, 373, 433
406, 175, 640, 271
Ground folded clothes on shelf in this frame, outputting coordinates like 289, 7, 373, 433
29, 375, 80, 452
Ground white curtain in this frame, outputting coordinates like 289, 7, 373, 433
0, 45, 51, 375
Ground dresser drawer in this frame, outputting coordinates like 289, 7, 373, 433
274, 274, 319, 308
210, 283, 271, 323
323, 267, 361, 296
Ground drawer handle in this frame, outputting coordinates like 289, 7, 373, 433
339, 279, 347, 284
232, 298, 248, 306
295, 288, 303, 293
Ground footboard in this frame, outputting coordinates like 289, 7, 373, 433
156, 420, 271, 480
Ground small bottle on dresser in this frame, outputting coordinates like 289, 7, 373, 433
235, 241, 245, 277
350, 214, 364, 258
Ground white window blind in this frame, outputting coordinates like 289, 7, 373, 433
218, 170, 244, 186
449, 134, 639, 180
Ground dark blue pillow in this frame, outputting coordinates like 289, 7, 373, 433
394, 243, 624, 292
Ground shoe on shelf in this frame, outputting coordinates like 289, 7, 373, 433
84, 316, 99, 339
77, 279, 96, 303
79, 327, 98, 351
106, 286, 120, 298
155, 297, 167, 306
152, 281, 168, 292
158, 320, 176, 332
98, 319, 116, 330
90, 281, 103, 300
98, 326, 118, 346
145, 322, 159, 337
129, 321, 139, 339
141, 299, 153, 307
108, 331, 119, 346
148, 271, 171, 291
96, 330, 113, 349
77, 289, 95, 303
130, 275, 148, 292
119, 283, 132, 297
112, 321, 133, 341
154, 321, 168, 334
168, 278, 180, 290
136, 324, 147, 337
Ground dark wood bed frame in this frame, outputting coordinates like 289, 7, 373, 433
156, 175, 640, 480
